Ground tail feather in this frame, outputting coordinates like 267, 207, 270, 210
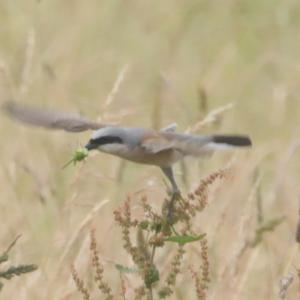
162, 132, 252, 156
212, 135, 252, 147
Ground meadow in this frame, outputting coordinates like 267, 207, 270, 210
0, 0, 300, 299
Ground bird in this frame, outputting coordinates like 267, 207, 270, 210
2, 101, 252, 218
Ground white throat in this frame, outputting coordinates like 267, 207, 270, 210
97, 143, 128, 155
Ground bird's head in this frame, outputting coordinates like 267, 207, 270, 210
85, 127, 126, 154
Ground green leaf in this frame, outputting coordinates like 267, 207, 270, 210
115, 264, 138, 274
0, 264, 38, 280
0, 254, 8, 265
144, 266, 159, 288
164, 233, 206, 245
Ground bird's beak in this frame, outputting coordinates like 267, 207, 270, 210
85, 141, 96, 151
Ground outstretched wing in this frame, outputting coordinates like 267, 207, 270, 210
2, 101, 108, 132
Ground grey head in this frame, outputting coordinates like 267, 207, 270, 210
85, 126, 145, 154
85, 127, 124, 150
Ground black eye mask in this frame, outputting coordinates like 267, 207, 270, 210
85, 135, 124, 150
92, 136, 123, 145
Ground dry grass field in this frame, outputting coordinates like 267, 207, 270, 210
1, 0, 300, 299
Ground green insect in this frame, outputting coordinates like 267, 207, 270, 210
62, 147, 89, 168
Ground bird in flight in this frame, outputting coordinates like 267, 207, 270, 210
2, 101, 251, 217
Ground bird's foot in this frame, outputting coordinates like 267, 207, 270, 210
166, 190, 181, 224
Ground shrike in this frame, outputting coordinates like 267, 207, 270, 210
2, 101, 251, 215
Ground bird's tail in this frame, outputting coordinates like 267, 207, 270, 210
164, 133, 252, 156
211, 135, 252, 147
194, 134, 252, 156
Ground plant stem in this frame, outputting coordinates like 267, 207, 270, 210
147, 243, 157, 300
150, 246, 156, 263
148, 287, 154, 300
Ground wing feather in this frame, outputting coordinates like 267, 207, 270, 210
2, 101, 108, 132
140, 134, 175, 153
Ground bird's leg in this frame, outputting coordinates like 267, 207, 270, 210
161, 167, 181, 222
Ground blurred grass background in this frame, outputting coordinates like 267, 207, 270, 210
0, 0, 300, 299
